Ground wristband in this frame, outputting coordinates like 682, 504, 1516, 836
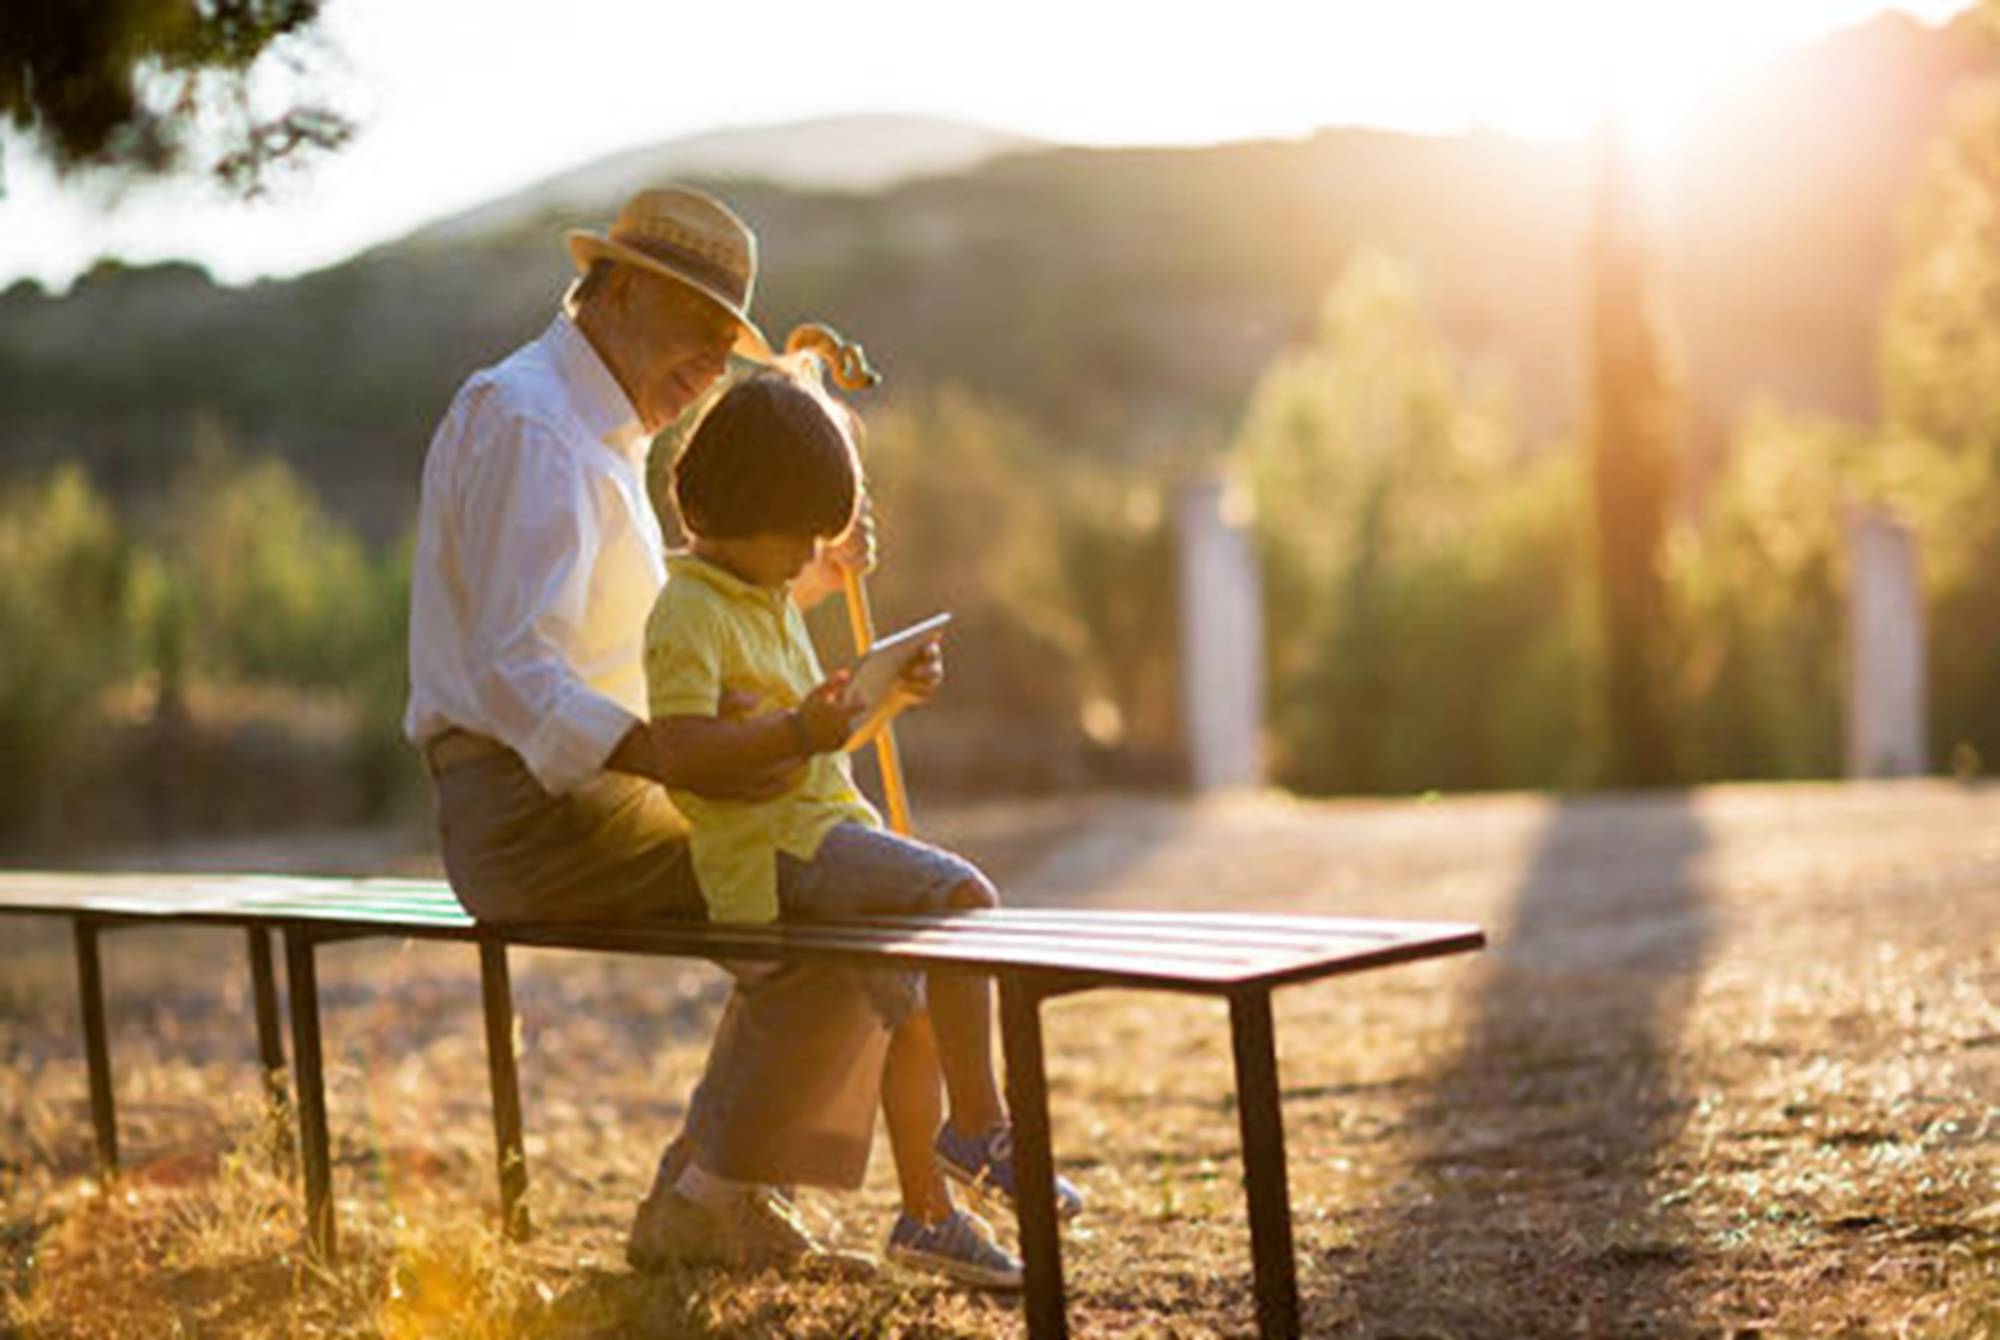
788, 709, 816, 756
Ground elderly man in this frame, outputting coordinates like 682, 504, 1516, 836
404, 186, 900, 1269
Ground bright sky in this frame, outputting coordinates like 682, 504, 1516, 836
0, 0, 1973, 292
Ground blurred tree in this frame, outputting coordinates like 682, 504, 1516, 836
1589, 118, 1680, 787
854, 388, 1098, 790
0, 466, 133, 834
0, 442, 418, 844
139, 436, 416, 825
1883, 78, 2000, 460
1879, 60, 2000, 774
152, 426, 376, 686
1664, 39, 2000, 788
1669, 404, 1851, 780
1239, 255, 1461, 791
1049, 475, 1181, 778
1234, 254, 1595, 794
0, 0, 348, 192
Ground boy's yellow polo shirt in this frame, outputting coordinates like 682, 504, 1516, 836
644, 553, 879, 923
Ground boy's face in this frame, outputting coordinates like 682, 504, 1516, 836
718, 532, 821, 589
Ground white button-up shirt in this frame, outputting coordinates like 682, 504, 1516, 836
403, 314, 666, 795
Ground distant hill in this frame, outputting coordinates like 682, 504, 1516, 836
0, 13, 1988, 539
404, 114, 1043, 245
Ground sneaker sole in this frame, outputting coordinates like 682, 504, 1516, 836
887, 1242, 1024, 1291
938, 1162, 1085, 1222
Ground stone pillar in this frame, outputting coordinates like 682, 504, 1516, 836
1176, 474, 1265, 791
1846, 506, 1927, 778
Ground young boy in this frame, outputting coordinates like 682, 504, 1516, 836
642, 368, 1082, 1288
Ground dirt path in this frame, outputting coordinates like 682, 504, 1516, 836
3, 781, 1996, 1337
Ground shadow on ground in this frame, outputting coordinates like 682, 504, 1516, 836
1331, 793, 1714, 1338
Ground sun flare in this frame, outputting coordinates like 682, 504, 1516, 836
1392, 0, 1966, 160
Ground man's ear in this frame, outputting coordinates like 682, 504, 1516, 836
603, 266, 633, 319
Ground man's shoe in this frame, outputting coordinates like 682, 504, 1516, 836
732, 1185, 824, 1266
626, 1187, 731, 1272
738, 1189, 880, 1280
886, 1208, 1024, 1290
628, 1185, 878, 1279
935, 1121, 1085, 1221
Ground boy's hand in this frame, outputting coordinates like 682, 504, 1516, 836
795, 670, 863, 754
897, 637, 945, 704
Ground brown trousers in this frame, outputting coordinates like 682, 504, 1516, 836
434, 749, 887, 1189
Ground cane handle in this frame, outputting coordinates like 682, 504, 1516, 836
784, 323, 880, 392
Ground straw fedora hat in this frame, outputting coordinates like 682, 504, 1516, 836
566, 186, 775, 363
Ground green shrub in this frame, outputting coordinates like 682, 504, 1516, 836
1234, 255, 1597, 794
0, 467, 134, 832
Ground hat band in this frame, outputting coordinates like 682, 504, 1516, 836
615, 233, 749, 310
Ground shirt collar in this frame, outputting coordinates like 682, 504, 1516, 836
545, 313, 649, 463
666, 552, 790, 610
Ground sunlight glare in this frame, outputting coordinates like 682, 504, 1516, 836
0, 0, 1971, 290
1426, 0, 1971, 163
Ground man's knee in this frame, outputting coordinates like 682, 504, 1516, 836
947, 873, 1000, 910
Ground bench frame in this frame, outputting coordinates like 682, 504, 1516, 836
17, 887, 1483, 1340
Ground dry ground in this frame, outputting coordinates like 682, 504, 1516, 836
2, 781, 1997, 1338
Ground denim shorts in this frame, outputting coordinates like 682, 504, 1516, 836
775, 821, 988, 1029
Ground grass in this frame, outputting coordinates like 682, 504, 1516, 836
3, 782, 1998, 1337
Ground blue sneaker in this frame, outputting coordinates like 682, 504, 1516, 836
935, 1121, 1085, 1221
887, 1208, 1023, 1290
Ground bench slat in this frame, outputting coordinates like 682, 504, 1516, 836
809, 910, 1434, 952
502, 920, 1484, 993
0, 873, 1442, 943
0, 870, 1485, 993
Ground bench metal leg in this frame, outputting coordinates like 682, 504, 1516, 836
284, 927, 336, 1260
478, 937, 531, 1242
71, 919, 118, 1178
1230, 989, 1299, 1340
999, 974, 1067, 1340
246, 929, 291, 1139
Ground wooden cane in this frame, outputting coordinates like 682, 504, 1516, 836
782, 324, 917, 836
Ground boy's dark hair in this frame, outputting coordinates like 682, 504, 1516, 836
672, 370, 861, 539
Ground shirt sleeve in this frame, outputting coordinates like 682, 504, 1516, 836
645, 592, 727, 719
456, 411, 640, 794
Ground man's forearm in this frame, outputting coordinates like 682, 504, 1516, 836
604, 721, 668, 786
657, 713, 806, 789
605, 714, 806, 792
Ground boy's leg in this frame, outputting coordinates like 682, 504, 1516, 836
882, 1013, 953, 1222
778, 826, 1003, 1205
779, 824, 1081, 1223
928, 878, 1004, 1139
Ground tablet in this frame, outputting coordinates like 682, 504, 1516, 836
843, 612, 951, 751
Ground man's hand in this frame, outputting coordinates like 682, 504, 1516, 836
717, 688, 761, 719
791, 500, 876, 610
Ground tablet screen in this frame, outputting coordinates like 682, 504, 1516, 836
848, 612, 952, 714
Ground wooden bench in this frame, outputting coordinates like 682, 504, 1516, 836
0, 870, 1483, 1340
